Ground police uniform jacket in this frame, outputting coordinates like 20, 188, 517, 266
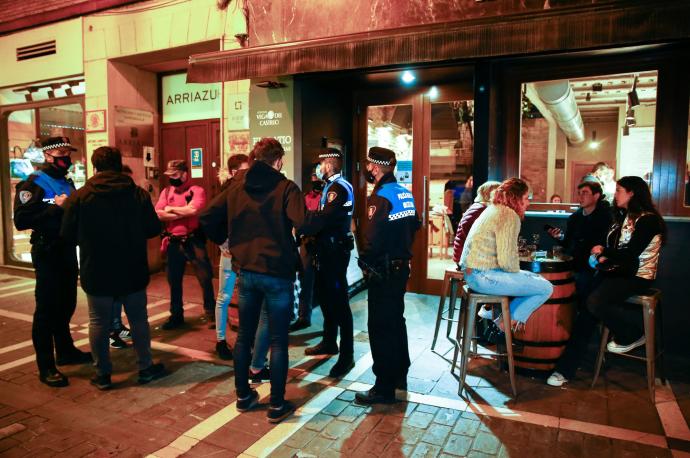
302, 173, 354, 243
360, 173, 420, 265
14, 166, 75, 245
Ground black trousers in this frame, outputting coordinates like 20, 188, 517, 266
367, 263, 411, 395
166, 237, 215, 318
31, 243, 79, 373
315, 245, 352, 357
556, 272, 650, 379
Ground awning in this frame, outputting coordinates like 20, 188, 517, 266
187, 2, 690, 83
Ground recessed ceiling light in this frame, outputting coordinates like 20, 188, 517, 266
401, 71, 416, 84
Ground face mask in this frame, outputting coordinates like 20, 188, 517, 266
47, 154, 72, 175
315, 164, 326, 181
365, 169, 376, 184
311, 181, 324, 192
169, 177, 184, 187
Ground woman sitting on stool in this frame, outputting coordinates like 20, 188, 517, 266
547, 176, 665, 387
460, 178, 553, 334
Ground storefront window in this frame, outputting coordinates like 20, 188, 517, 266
5, 102, 85, 263
519, 71, 658, 207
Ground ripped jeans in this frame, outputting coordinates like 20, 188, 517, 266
464, 268, 553, 324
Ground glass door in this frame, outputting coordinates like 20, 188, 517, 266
425, 100, 474, 283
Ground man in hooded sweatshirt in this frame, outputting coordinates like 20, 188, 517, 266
201, 137, 308, 424
61, 147, 166, 390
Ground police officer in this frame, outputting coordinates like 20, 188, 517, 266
303, 148, 355, 378
13, 136, 92, 388
354, 146, 420, 405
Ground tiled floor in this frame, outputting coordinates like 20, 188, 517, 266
0, 271, 689, 457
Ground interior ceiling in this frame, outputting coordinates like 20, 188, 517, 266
113, 41, 220, 73
570, 70, 658, 106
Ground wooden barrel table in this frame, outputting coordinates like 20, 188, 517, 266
512, 256, 576, 371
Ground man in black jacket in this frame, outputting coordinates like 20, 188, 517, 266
545, 180, 612, 387
61, 147, 166, 390
201, 138, 307, 424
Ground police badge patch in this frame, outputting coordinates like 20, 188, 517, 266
19, 190, 32, 204
327, 191, 337, 203
367, 205, 376, 219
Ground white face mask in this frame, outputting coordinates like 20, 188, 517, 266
315, 163, 326, 181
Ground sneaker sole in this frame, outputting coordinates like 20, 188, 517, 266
90, 381, 113, 390
607, 339, 646, 354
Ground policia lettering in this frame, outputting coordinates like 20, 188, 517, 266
13, 136, 89, 387
356, 146, 421, 404
303, 149, 356, 377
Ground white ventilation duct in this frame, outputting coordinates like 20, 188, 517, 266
534, 80, 585, 144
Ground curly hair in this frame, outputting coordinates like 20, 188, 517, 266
491, 177, 530, 218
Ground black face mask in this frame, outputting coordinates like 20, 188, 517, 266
169, 177, 184, 187
365, 170, 376, 184
311, 181, 324, 192
47, 154, 72, 175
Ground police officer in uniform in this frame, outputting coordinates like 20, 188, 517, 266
355, 146, 420, 404
13, 137, 92, 388
303, 148, 356, 378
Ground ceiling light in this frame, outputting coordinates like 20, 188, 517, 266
626, 108, 635, 122
622, 124, 630, 136
401, 71, 416, 84
585, 92, 591, 102
592, 83, 603, 92
427, 86, 438, 99
588, 130, 599, 149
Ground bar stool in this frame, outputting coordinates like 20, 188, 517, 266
431, 267, 464, 352
454, 284, 518, 398
591, 288, 664, 402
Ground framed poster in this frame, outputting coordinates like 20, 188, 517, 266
85, 110, 106, 132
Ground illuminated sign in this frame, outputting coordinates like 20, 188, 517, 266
162, 73, 221, 123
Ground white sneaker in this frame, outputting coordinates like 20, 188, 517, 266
478, 305, 493, 320
546, 371, 568, 387
607, 336, 646, 354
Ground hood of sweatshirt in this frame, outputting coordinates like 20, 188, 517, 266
84, 171, 136, 196
244, 160, 285, 194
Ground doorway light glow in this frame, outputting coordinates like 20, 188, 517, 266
428, 86, 439, 99
588, 141, 600, 150
401, 71, 416, 84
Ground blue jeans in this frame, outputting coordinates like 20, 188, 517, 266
251, 305, 270, 371
215, 255, 237, 341
234, 270, 292, 406
464, 269, 553, 324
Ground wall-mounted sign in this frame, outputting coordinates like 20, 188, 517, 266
85, 110, 106, 132
227, 93, 249, 130
249, 77, 294, 156
114, 106, 153, 158
162, 73, 221, 123
190, 147, 203, 178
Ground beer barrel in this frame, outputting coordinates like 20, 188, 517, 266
512, 257, 576, 371
228, 280, 240, 330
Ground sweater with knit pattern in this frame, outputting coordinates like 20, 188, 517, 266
459, 204, 521, 273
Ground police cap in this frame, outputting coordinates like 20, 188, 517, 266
42, 136, 77, 152
318, 148, 343, 161
367, 146, 396, 167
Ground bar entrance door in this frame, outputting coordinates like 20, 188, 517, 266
355, 84, 474, 295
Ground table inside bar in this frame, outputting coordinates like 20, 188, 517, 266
513, 255, 576, 371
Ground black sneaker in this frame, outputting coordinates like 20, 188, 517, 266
236, 389, 259, 412
117, 325, 132, 340
354, 388, 396, 405
161, 316, 184, 330
288, 319, 311, 333
138, 363, 167, 384
304, 342, 339, 356
267, 400, 296, 423
216, 341, 233, 360
56, 350, 93, 366
250, 366, 271, 383
90, 374, 113, 390
39, 368, 69, 388
328, 358, 354, 378
109, 333, 128, 349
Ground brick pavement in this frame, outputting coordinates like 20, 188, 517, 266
0, 272, 689, 457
